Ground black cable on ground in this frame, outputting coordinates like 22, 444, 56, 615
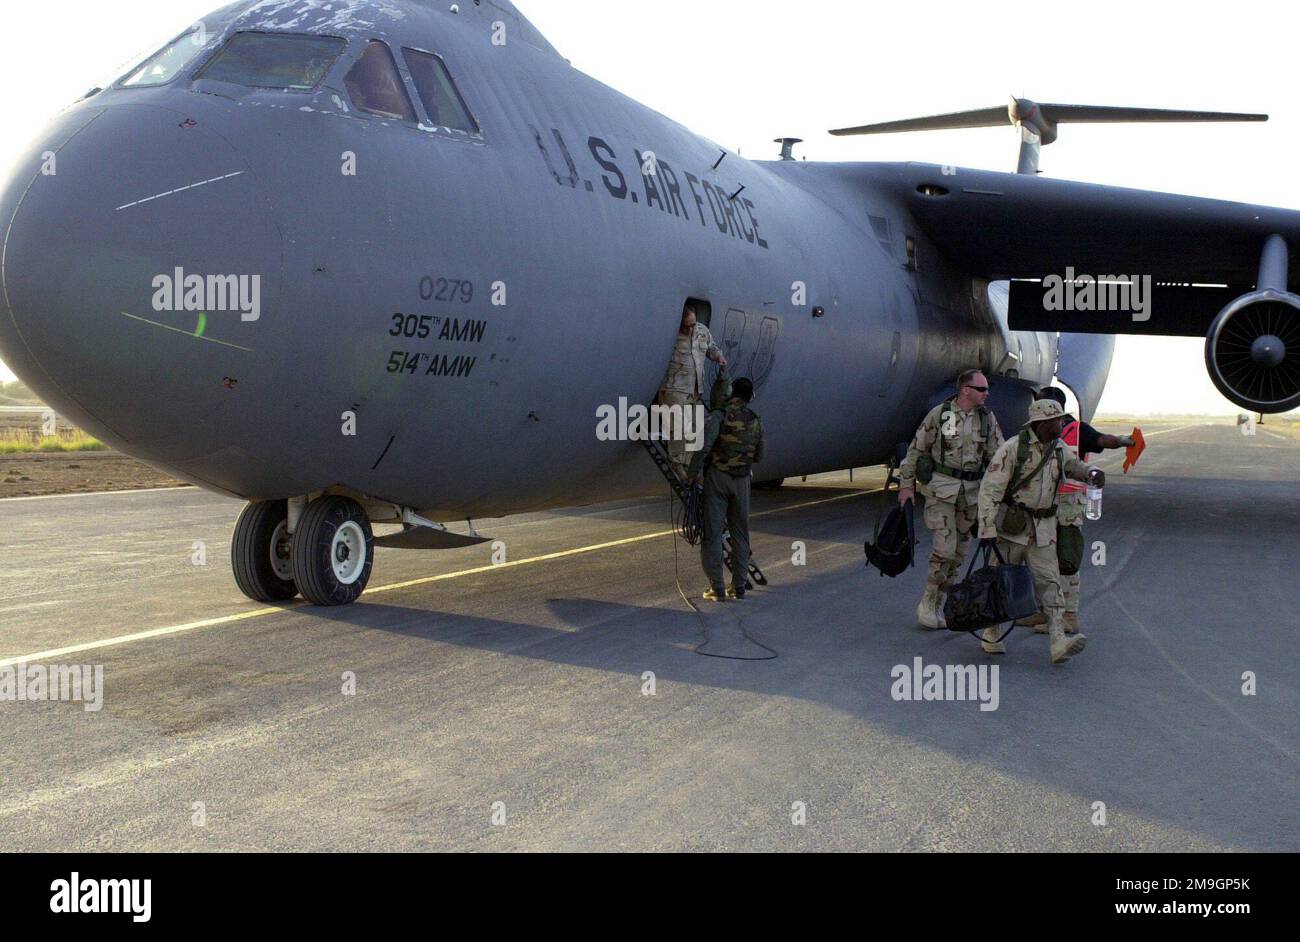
668, 482, 777, 661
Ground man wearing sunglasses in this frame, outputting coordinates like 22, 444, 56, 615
898, 369, 1004, 630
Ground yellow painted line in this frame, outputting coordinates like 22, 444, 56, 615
0, 609, 281, 669
0, 487, 871, 668
368, 487, 868, 594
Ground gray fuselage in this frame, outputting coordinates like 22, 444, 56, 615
0, 0, 1058, 518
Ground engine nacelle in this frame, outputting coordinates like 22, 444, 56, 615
1205, 289, 1300, 414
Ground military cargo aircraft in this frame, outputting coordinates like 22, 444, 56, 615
2, 0, 1297, 605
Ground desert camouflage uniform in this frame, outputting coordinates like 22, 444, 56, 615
1058, 490, 1086, 614
899, 401, 1003, 597
978, 430, 1096, 661
659, 324, 720, 476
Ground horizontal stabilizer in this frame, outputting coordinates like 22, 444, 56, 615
830, 97, 1268, 173
830, 107, 1011, 137
831, 103, 1267, 138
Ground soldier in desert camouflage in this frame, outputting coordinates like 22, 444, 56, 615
977, 398, 1106, 663
658, 302, 726, 479
898, 369, 1004, 629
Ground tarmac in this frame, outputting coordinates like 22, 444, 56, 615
0, 422, 1295, 851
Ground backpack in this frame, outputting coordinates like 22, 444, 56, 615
865, 467, 916, 578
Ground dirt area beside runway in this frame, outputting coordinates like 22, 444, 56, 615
0, 408, 188, 498
0, 451, 188, 498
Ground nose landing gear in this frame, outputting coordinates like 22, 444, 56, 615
231, 495, 374, 606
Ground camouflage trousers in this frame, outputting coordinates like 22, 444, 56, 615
657, 389, 701, 479
922, 494, 977, 592
997, 534, 1066, 624
701, 465, 751, 590
1058, 491, 1086, 614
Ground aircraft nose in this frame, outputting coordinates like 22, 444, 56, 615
0, 104, 281, 449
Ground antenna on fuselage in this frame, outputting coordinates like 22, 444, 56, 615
774, 137, 803, 161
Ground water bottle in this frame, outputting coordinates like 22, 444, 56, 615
1086, 485, 1103, 521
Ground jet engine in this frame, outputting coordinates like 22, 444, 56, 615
1205, 234, 1300, 413
1205, 290, 1300, 413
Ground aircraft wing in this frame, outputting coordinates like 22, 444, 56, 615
880, 163, 1300, 337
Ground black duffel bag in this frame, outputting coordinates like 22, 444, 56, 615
864, 469, 915, 578
943, 541, 1038, 641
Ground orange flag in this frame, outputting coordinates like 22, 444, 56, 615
1123, 428, 1146, 474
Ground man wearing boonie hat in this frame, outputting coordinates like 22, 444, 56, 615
1015, 387, 1136, 635
976, 398, 1107, 664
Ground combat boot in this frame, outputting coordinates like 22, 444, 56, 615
916, 585, 945, 629
1049, 614, 1087, 664
1015, 610, 1047, 633
703, 587, 726, 603
1064, 612, 1080, 635
981, 625, 1006, 655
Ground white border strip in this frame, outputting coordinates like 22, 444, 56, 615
115, 171, 245, 211
2, 485, 197, 503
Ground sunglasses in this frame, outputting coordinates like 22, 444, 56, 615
965, 385, 990, 393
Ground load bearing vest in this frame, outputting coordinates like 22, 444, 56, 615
933, 400, 993, 473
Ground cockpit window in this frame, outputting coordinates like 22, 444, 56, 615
403, 49, 479, 134
195, 32, 347, 90
345, 41, 417, 122
120, 27, 213, 87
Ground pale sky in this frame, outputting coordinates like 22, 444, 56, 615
3, 0, 1298, 414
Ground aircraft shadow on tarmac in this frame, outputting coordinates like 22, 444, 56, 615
295, 487, 1297, 853
540, 483, 873, 537
8, 434, 1292, 849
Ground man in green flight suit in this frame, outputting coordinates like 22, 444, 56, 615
688, 373, 765, 602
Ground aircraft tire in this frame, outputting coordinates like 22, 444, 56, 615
754, 478, 785, 490
291, 496, 374, 606
231, 500, 299, 603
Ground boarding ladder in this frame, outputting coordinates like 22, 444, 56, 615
642, 438, 768, 589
